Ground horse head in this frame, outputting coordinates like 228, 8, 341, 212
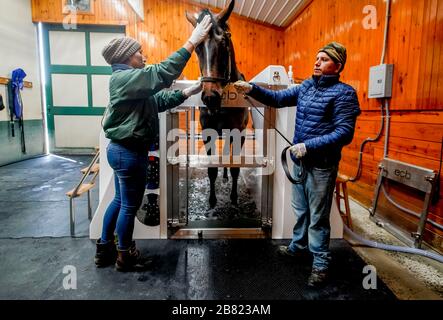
186, 0, 237, 114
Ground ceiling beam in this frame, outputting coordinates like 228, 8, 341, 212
255, 0, 267, 21
263, 0, 278, 23
279, 0, 303, 27
246, 0, 256, 18
271, 0, 290, 25
239, 0, 246, 16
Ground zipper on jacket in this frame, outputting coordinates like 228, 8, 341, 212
299, 86, 318, 142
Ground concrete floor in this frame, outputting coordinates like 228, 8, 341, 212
0, 154, 440, 300
346, 199, 443, 299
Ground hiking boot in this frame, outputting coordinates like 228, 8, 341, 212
94, 239, 117, 268
115, 242, 153, 272
277, 245, 311, 259
277, 245, 298, 257
307, 268, 329, 287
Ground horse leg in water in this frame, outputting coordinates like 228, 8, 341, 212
208, 167, 218, 208
223, 168, 228, 183
229, 135, 245, 205
230, 167, 239, 205
203, 134, 219, 208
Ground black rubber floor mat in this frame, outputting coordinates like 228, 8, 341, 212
0, 238, 396, 300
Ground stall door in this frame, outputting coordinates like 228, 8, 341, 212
42, 24, 125, 153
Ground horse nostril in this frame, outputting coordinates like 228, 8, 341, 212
202, 90, 220, 101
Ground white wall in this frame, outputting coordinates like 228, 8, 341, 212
47, 29, 124, 150
54, 115, 103, 148
0, 0, 43, 121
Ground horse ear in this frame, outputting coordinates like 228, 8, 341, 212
186, 11, 197, 27
215, 0, 235, 25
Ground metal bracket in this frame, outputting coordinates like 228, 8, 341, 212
370, 158, 438, 249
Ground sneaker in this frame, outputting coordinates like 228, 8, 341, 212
307, 268, 329, 287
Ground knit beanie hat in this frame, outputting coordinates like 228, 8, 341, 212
102, 37, 142, 65
319, 42, 347, 72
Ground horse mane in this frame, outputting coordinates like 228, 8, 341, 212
196, 7, 242, 82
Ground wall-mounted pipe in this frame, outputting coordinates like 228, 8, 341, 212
349, 107, 384, 182
381, 0, 391, 159
380, 0, 392, 65
349, 0, 391, 182
383, 99, 390, 158
376, 0, 442, 240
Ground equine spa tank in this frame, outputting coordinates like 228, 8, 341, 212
90, 66, 344, 240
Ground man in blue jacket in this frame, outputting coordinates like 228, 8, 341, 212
235, 42, 361, 287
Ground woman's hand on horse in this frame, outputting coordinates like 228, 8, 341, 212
188, 15, 212, 47
234, 81, 253, 95
182, 81, 202, 98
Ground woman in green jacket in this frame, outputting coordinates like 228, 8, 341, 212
95, 16, 212, 272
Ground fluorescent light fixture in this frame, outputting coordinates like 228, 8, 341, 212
38, 22, 50, 155
114, 0, 127, 16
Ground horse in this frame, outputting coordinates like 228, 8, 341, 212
186, 0, 249, 208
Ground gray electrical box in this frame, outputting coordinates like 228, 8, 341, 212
368, 64, 393, 98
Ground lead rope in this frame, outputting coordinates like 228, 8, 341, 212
242, 95, 306, 184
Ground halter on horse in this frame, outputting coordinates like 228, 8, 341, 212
186, 0, 249, 208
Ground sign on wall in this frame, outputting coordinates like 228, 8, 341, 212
62, 0, 93, 14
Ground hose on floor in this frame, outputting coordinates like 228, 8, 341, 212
343, 224, 443, 264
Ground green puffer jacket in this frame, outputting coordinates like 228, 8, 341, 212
103, 48, 191, 147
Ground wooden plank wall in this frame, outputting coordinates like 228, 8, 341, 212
283, 0, 443, 252
127, 0, 285, 81
31, 0, 443, 252
31, 0, 285, 80
31, 0, 132, 25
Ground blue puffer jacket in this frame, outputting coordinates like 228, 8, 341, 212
249, 74, 361, 168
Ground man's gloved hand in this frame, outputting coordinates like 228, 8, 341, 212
182, 81, 202, 98
289, 143, 307, 159
233, 81, 253, 94
188, 15, 212, 47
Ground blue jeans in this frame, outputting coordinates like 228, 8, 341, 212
101, 142, 148, 250
288, 163, 338, 271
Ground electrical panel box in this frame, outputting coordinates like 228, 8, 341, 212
368, 64, 394, 98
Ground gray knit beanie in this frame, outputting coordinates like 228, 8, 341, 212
319, 42, 347, 72
102, 37, 142, 65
